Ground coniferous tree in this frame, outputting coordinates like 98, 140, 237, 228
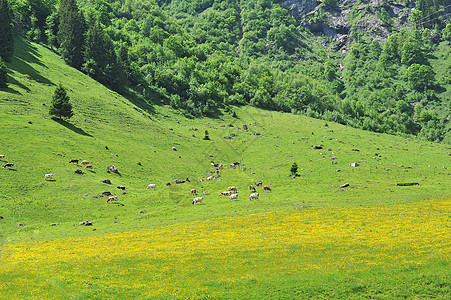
290, 162, 298, 176
0, 57, 7, 88
50, 84, 73, 120
83, 14, 122, 87
58, 0, 85, 69
0, 0, 14, 61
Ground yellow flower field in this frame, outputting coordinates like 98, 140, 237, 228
1, 197, 450, 299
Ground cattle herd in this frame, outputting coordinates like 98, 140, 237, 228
1, 153, 272, 207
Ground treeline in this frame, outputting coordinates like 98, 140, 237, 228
1, 0, 450, 142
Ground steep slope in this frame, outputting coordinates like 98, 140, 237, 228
0, 37, 449, 243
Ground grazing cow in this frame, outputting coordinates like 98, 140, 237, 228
117, 186, 126, 192
0, 155, 5, 159
229, 194, 238, 201
4, 163, 14, 168
218, 163, 223, 169
263, 186, 272, 192
81, 160, 89, 165
147, 184, 156, 190
44, 174, 53, 180
172, 146, 177, 151
85, 164, 93, 169
190, 189, 197, 195
174, 179, 185, 184
220, 191, 231, 196
101, 179, 111, 184
107, 165, 118, 173
228, 186, 237, 192
255, 181, 262, 187
192, 197, 203, 205
106, 196, 118, 203
249, 193, 259, 201
207, 176, 213, 181
166, 182, 171, 186
74, 169, 83, 174
69, 159, 79, 164
249, 185, 256, 192
102, 191, 112, 196
215, 169, 220, 175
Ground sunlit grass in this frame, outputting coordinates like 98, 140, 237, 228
1, 197, 449, 298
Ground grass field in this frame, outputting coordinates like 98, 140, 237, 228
0, 37, 450, 298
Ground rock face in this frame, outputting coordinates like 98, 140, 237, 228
281, 0, 413, 45
281, 0, 318, 19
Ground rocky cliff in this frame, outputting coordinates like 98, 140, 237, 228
281, 0, 415, 49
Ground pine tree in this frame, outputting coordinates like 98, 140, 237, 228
83, 14, 122, 87
290, 162, 298, 176
58, 0, 85, 69
0, 0, 14, 61
50, 84, 73, 120
0, 57, 7, 88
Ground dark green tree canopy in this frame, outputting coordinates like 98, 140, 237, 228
0, 57, 8, 88
290, 162, 298, 176
49, 83, 74, 120
0, 0, 14, 61
58, 0, 86, 69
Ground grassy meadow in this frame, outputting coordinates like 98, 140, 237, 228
0, 37, 450, 298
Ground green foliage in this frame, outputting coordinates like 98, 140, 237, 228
401, 41, 423, 65
442, 24, 451, 43
83, 15, 121, 87
0, 57, 7, 88
290, 162, 298, 176
49, 83, 73, 120
58, 0, 86, 69
45, 11, 59, 49
0, 0, 14, 61
406, 63, 435, 91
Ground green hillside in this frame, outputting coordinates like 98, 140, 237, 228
0, 36, 450, 299
3, 0, 450, 143
1, 37, 449, 242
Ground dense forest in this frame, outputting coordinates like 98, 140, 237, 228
1, 0, 450, 142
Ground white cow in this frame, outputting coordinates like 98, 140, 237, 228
192, 197, 203, 205
229, 193, 238, 201
147, 184, 156, 190
44, 174, 53, 180
249, 193, 259, 201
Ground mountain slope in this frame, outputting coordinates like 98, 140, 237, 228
1, 37, 450, 243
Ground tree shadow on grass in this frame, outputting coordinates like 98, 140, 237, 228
52, 117, 93, 137
8, 37, 53, 86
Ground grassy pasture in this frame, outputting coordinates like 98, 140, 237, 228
1, 198, 450, 299
0, 37, 450, 298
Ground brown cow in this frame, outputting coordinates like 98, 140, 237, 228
249, 193, 259, 201
190, 189, 197, 195
85, 164, 93, 169
106, 196, 118, 203
263, 186, 272, 192
69, 159, 79, 164
220, 191, 231, 196
229, 194, 238, 201
249, 185, 256, 192
81, 160, 90, 165
228, 186, 237, 192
